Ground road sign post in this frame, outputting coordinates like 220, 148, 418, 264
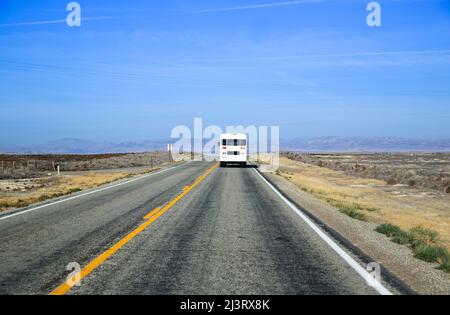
167, 144, 174, 164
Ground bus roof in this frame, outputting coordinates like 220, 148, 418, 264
220, 133, 247, 139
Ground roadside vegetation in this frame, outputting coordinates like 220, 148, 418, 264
0, 168, 160, 212
278, 170, 378, 221
375, 224, 450, 272
284, 152, 450, 194
274, 157, 450, 257
0, 152, 168, 180
275, 156, 450, 273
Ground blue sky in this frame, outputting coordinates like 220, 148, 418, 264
1, 0, 450, 146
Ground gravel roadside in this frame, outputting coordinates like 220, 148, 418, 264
265, 171, 450, 295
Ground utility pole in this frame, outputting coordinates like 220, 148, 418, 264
167, 144, 173, 164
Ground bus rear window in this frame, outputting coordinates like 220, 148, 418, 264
223, 139, 247, 146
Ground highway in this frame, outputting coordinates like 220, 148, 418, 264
0, 161, 387, 295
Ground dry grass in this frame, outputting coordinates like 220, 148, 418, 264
0, 168, 160, 212
277, 157, 450, 251
0, 152, 168, 180
283, 152, 450, 193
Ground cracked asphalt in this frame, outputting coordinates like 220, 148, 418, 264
0, 162, 379, 295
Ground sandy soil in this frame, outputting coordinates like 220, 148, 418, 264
276, 157, 450, 251
0, 152, 169, 180
284, 152, 450, 193
0, 166, 165, 212
266, 166, 450, 294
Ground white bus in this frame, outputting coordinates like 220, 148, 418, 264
219, 133, 248, 167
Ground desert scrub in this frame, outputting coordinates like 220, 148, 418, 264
38, 194, 50, 202
291, 183, 378, 221
408, 226, 439, 246
375, 224, 403, 237
278, 155, 450, 261
0, 200, 15, 209
414, 244, 447, 263
141, 168, 160, 175
375, 224, 450, 272
0, 196, 39, 210
323, 198, 380, 221
438, 259, 450, 272
327, 199, 378, 212
339, 207, 367, 221
375, 224, 412, 245
0, 172, 135, 212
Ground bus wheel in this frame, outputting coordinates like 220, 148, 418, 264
220, 162, 226, 167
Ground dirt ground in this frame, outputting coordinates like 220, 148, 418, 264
0, 168, 162, 212
277, 156, 450, 251
283, 152, 450, 194
0, 152, 169, 180
0, 152, 172, 212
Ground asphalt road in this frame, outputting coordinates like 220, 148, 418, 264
0, 161, 381, 295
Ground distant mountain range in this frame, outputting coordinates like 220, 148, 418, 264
1, 137, 449, 154
281, 137, 450, 152
0, 139, 169, 154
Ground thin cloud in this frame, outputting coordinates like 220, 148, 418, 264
0, 1, 326, 27
180, 49, 450, 63
175, 0, 327, 15
0, 16, 115, 28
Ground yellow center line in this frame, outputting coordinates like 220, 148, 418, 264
183, 185, 191, 191
143, 207, 161, 220
49, 162, 219, 296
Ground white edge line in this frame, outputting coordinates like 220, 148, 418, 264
253, 167, 393, 295
0, 163, 188, 222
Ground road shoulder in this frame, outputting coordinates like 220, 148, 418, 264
0, 162, 186, 220
263, 170, 450, 295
